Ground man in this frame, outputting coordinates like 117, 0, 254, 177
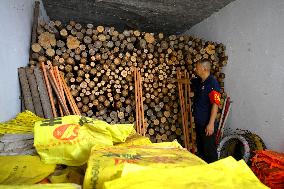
191, 59, 221, 163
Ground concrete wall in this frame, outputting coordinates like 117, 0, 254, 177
185, 0, 284, 152
0, 0, 48, 122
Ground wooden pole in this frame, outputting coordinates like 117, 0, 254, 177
134, 68, 140, 134
31, 1, 40, 45
138, 70, 146, 136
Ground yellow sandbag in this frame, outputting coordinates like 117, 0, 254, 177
34, 115, 134, 166
0, 155, 56, 185
83, 144, 206, 189
115, 134, 152, 146
103, 157, 268, 189
0, 111, 44, 134
0, 183, 81, 189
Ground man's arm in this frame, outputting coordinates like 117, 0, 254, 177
205, 103, 218, 136
206, 79, 221, 136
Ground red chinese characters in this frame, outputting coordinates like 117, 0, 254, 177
53, 124, 80, 140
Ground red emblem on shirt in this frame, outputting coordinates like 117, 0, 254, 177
209, 90, 221, 105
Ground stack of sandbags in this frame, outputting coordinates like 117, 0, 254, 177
251, 150, 284, 189
0, 133, 36, 156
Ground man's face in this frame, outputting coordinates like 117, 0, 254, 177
195, 63, 204, 77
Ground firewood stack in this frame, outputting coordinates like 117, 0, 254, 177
28, 19, 228, 145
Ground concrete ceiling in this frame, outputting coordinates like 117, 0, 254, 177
42, 0, 234, 35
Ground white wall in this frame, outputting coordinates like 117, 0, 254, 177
0, 0, 48, 122
185, 0, 284, 152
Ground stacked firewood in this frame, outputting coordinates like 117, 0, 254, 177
28, 19, 228, 144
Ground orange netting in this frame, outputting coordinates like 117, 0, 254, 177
251, 150, 284, 189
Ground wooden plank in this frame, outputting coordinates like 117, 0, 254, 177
18, 67, 35, 113
25, 67, 44, 117
34, 67, 53, 118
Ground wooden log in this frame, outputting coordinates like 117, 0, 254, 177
84, 36, 92, 44
38, 32, 56, 49
46, 48, 55, 57
56, 40, 65, 48
60, 28, 68, 38
75, 23, 82, 30
31, 43, 42, 53
30, 1, 40, 45
54, 20, 62, 29
97, 26, 104, 33
67, 35, 80, 49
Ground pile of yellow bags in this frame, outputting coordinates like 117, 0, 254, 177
0, 112, 267, 189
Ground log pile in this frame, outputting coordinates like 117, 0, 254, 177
28, 19, 228, 146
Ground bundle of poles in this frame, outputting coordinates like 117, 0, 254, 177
41, 61, 81, 117
18, 63, 81, 118
134, 67, 146, 136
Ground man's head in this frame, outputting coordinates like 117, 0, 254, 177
195, 59, 211, 78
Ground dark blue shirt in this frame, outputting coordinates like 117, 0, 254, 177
191, 75, 221, 126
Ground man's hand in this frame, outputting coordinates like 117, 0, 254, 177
205, 122, 214, 136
